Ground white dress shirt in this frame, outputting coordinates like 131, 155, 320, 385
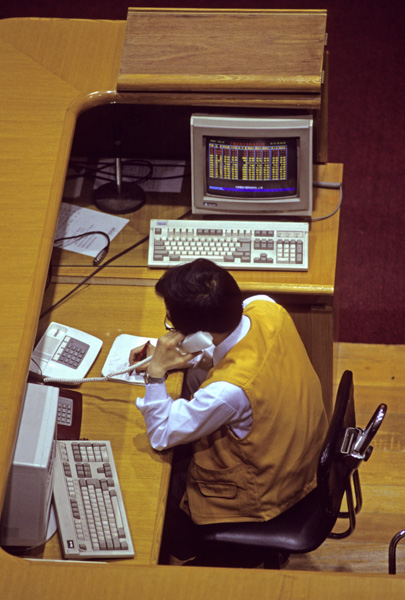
135, 295, 274, 450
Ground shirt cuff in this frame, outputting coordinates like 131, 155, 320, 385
136, 382, 170, 408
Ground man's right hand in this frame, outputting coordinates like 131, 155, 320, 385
147, 331, 198, 378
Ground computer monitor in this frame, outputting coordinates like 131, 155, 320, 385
0, 383, 58, 549
190, 113, 313, 217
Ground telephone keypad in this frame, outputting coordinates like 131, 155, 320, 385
58, 398, 73, 426
53, 336, 90, 370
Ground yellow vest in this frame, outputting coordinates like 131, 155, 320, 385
181, 300, 328, 525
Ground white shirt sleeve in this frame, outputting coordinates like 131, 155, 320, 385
135, 381, 250, 450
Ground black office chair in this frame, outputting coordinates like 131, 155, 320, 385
196, 370, 387, 568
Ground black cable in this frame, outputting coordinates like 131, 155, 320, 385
54, 231, 111, 266
67, 158, 189, 186
148, 173, 190, 181
41, 209, 192, 319
67, 159, 154, 186
41, 234, 149, 319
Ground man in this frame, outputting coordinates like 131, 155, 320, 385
134, 258, 327, 563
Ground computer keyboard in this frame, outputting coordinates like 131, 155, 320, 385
53, 440, 134, 560
148, 219, 309, 270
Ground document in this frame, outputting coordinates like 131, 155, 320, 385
101, 334, 157, 385
54, 203, 129, 258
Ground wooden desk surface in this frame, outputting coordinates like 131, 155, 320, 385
1, 16, 404, 600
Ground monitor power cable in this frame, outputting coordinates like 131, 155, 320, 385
311, 181, 343, 222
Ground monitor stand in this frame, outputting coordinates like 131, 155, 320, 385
93, 157, 145, 214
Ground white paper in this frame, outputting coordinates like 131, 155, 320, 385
54, 203, 129, 257
101, 334, 157, 385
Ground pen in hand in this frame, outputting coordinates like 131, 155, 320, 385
128, 341, 153, 375
133, 341, 151, 362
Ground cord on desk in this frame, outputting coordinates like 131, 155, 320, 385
311, 181, 343, 222
43, 355, 152, 386
41, 209, 192, 319
54, 231, 111, 266
67, 158, 155, 188
40, 233, 150, 319
67, 158, 190, 188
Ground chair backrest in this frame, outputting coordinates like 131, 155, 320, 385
317, 370, 356, 518
317, 370, 387, 533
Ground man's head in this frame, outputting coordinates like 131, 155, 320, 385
155, 259, 243, 335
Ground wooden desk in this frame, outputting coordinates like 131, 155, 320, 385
1, 16, 404, 600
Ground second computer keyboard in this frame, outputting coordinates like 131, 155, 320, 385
53, 439, 134, 560
148, 219, 309, 271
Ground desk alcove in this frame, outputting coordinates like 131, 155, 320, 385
54, 100, 343, 418
1, 14, 403, 600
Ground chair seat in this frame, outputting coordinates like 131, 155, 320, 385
198, 487, 336, 554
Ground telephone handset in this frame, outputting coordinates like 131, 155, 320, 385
177, 331, 213, 353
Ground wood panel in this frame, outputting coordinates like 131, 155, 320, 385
0, 16, 127, 513
118, 8, 327, 94
0, 18, 126, 94
287, 303, 334, 415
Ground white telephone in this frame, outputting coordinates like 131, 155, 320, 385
33, 325, 213, 386
30, 322, 103, 382
177, 331, 213, 353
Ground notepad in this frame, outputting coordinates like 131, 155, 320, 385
101, 334, 157, 385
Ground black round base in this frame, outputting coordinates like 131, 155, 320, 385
92, 181, 146, 214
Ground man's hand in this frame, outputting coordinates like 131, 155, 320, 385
147, 331, 198, 379
129, 341, 155, 373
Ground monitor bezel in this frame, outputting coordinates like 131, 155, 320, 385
191, 113, 313, 217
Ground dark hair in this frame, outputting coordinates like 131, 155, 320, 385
155, 259, 243, 335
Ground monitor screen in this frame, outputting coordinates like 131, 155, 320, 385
191, 114, 313, 217
206, 136, 297, 199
